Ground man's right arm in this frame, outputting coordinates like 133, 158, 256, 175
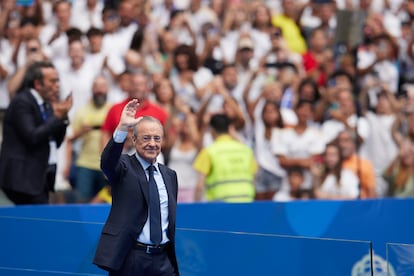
100, 133, 125, 185
101, 99, 141, 183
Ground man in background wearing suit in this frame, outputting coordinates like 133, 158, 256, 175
0, 61, 72, 205
94, 99, 179, 275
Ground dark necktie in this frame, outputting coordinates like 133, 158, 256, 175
147, 165, 162, 245
40, 102, 53, 121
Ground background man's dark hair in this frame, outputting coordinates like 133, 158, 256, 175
209, 114, 231, 134
24, 61, 55, 90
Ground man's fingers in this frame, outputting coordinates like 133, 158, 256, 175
126, 99, 140, 107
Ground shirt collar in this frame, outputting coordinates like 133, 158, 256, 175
215, 134, 233, 142
30, 88, 44, 106
135, 153, 159, 172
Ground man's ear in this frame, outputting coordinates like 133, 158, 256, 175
33, 79, 41, 90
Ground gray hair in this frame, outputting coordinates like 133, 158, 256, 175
132, 116, 164, 137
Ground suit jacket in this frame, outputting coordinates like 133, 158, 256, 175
0, 89, 67, 195
93, 138, 179, 274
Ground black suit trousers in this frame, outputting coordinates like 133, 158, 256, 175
109, 248, 176, 276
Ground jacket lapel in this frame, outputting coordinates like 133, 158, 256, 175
129, 155, 150, 204
25, 90, 44, 123
159, 165, 176, 221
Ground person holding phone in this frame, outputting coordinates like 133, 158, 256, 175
8, 37, 48, 98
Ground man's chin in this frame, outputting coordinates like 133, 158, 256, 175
144, 153, 158, 161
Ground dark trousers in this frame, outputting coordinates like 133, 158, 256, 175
109, 249, 176, 276
3, 188, 48, 205
3, 164, 56, 205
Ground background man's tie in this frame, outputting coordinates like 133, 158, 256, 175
40, 102, 53, 121
147, 165, 162, 245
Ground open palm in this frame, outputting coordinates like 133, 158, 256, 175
118, 99, 141, 131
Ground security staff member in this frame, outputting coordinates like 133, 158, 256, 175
193, 114, 257, 202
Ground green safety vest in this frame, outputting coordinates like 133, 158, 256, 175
205, 139, 255, 202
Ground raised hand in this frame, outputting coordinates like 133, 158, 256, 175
117, 99, 141, 131
52, 92, 73, 119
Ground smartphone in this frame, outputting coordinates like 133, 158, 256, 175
16, 0, 34, 6
312, 0, 332, 3
65, 92, 73, 101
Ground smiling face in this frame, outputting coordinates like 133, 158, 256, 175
133, 118, 164, 164
324, 144, 341, 170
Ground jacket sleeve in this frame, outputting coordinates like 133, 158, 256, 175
9, 95, 68, 147
101, 138, 125, 185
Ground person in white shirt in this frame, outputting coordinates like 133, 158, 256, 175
252, 100, 287, 200
56, 39, 100, 119
39, 0, 72, 61
70, 0, 104, 33
85, 27, 126, 104
321, 88, 370, 147
273, 99, 326, 191
313, 142, 360, 199
101, 1, 137, 59
359, 90, 399, 197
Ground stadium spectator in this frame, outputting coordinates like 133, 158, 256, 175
85, 27, 125, 104
1, 0, 414, 203
359, 90, 400, 197
193, 114, 257, 202
273, 99, 325, 191
337, 129, 377, 198
70, 0, 104, 33
383, 140, 414, 198
271, 0, 307, 54
65, 75, 111, 202
273, 166, 313, 201
312, 142, 360, 200
8, 37, 48, 98
169, 44, 213, 112
302, 27, 333, 87
251, 100, 286, 200
167, 111, 201, 203
38, 0, 72, 61
321, 88, 370, 146
100, 72, 168, 152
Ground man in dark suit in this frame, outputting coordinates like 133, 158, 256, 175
0, 61, 72, 205
94, 99, 179, 275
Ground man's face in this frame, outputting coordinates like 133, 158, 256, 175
37, 67, 60, 102
55, 2, 71, 24
88, 35, 103, 53
133, 120, 163, 164
295, 103, 313, 124
102, 10, 120, 33
118, 1, 134, 26
130, 74, 149, 100
69, 41, 85, 66
337, 90, 354, 114
92, 77, 108, 107
222, 67, 238, 90
337, 132, 355, 159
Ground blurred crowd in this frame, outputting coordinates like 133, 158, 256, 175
1, 0, 414, 204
